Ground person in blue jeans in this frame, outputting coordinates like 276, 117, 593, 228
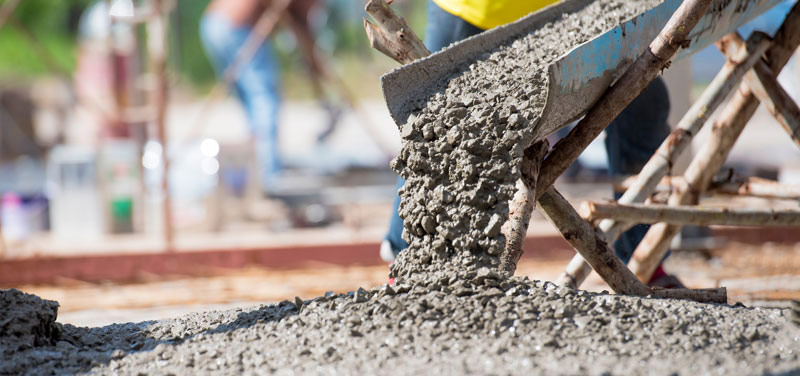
200, 0, 316, 193
381, 0, 680, 287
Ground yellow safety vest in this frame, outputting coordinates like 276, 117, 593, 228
432, 0, 559, 30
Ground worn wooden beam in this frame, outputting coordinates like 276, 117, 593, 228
582, 201, 800, 227
538, 188, 726, 303
501, 141, 548, 274
363, 0, 430, 64
539, 188, 654, 296
535, 0, 714, 198
717, 32, 800, 149
649, 287, 727, 304
614, 174, 800, 200
149, 0, 174, 251
557, 29, 771, 288
628, 2, 800, 282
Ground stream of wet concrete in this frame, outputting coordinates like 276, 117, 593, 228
390, 0, 662, 282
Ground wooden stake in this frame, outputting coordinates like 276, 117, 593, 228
538, 187, 726, 303
538, 188, 652, 296
717, 32, 800, 149
614, 174, 800, 200
363, 0, 430, 64
501, 141, 548, 274
649, 287, 727, 304
150, 0, 174, 251
628, 2, 800, 282
535, 0, 714, 199
556, 4, 769, 289
582, 201, 800, 227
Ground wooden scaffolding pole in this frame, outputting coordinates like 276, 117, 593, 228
582, 202, 800, 227
149, 0, 174, 251
538, 188, 726, 303
615, 174, 800, 200
628, 2, 800, 282
556, 7, 770, 288
718, 32, 800, 149
534, 0, 714, 200
501, 141, 548, 274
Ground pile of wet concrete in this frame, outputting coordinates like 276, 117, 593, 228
3, 1, 800, 374
2, 276, 799, 375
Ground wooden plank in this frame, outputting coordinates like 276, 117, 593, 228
582, 202, 800, 226
614, 174, 800, 200
538, 188, 726, 303
363, 0, 429, 64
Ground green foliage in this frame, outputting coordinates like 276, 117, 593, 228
0, 0, 93, 79
170, 0, 215, 87
0, 0, 429, 90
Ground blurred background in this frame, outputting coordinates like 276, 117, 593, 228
0, 0, 799, 326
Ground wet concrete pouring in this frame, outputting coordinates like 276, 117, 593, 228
3, 1, 800, 374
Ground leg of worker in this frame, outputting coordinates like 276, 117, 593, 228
382, 0, 484, 260
200, 14, 282, 193
236, 41, 282, 192
604, 76, 671, 264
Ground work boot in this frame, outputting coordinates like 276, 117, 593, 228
379, 240, 397, 262
647, 265, 686, 289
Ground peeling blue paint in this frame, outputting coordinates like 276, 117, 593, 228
552, 0, 782, 94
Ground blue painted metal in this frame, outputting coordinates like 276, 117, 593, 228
539, 0, 782, 139
381, 0, 784, 141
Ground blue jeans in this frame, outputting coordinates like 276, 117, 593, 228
200, 13, 282, 191
386, 1, 671, 265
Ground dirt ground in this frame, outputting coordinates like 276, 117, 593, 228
12, 242, 800, 328
2, 258, 799, 375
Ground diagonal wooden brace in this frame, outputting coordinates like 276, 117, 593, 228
614, 174, 800, 200
581, 201, 800, 227
363, 0, 430, 65
557, 30, 772, 288
718, 32, 800, 149
538, 188, 726, 303
628, 2, 800, 283
501, 141, 549, 274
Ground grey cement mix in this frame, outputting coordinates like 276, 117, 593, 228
389, 0, 663, 281
4, 1, 800, 374
0, 289, 61, 356
2, 277, 799, 375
